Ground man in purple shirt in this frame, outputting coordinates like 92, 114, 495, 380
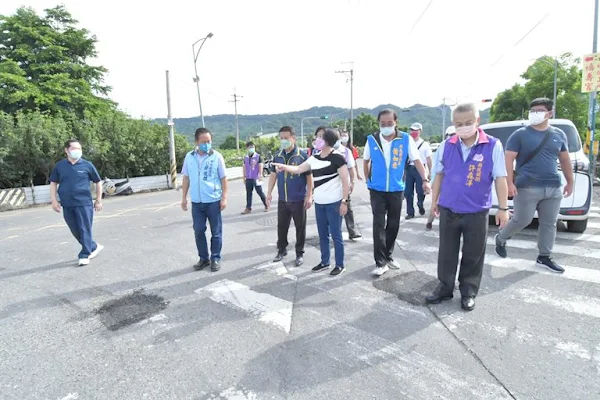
426, 103, 509, 311
242, 141, 268, 214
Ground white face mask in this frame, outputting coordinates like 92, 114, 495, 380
69, 150, 82, 160
333, 140, 341, 150
455, 125, 477, 139
380, 126, 395, 136
341, 136, 349, 144
528, 111, 547, 126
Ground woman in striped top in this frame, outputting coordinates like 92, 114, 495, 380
273, 128, 350, 276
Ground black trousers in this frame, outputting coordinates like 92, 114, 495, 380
245, 179, 267, 210
369, 189, 404, 267
343, 194, 360, 238
277, 200, 306, 256
437, 206, 488, 298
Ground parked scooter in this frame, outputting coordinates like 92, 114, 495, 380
102, 177, 133, 198
263, 157, 273, 177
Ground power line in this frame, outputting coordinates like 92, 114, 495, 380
407, 0, 434, 37
490, 12, 550, 68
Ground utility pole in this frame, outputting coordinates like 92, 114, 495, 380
588, 0, 599, 172
165, 70, 177, 190
336, 62, 354, 144
230, 90, 243, 151
192, 33, 214, 128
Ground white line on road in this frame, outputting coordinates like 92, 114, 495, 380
486, 254, 600, 284
398, 226, 600, 260
512, 287, 600, 319
153, 201, 180, 212
254, 261, 297, 281
195, 279, 292, 333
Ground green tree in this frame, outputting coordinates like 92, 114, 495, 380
490, 53, 590, 139
352, 113, 379, 146
220, 135, 238, 150
0, 6, 113, 117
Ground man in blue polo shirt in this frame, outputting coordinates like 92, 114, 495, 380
50, 139, 104, 266
181, 128, 228, 272
267, 126, 313, 267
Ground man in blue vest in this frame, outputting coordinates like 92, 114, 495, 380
363, 109, 430, 277
181, 128, 228, 272
267, 126, 313, 267
426, 103, 509, 311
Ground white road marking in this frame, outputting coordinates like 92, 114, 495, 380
196, 279, 292, 333
153, 201, 180, 212
59, 394, 79, 400
444, 315, 595, 362
398, 226, 600, 260
209, 387, 258, 400
591, 206, 600, 212
254, 261, 297, 281
488, 255, 600, 284
512, 287, 600, 319
0, 235, 19, 242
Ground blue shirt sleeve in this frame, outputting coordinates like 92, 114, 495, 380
182, 154, 190, 176
492, 140, 508, 179
217, 153, 227, 179
505, 129, 522, 153
49, 163, 60, 183
556, 128, 568, 152
89, 162, 101, 183
434, 140, 446, 174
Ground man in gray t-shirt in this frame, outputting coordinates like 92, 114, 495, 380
495, 98, 574, 273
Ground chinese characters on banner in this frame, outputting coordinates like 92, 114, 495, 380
582, 53, 600, 93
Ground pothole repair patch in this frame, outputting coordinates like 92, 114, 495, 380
94, 289, 168, 331
372, 271, 438, 306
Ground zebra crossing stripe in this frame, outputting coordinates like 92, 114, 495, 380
511, 286, 600, 319
195, 279, 293, 333
398, 226, 600, 260
486, 254, 600, 285
403, 218, 600, 241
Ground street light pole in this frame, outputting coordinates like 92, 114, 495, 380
336, 63, 354, 143
192, 32, 213, 128
535, 56, 559, 117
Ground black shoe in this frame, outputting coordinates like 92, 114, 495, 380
536, 256, 564, 273
425, 221, 433, 230
295, 256, 304, 267
406, 215, 415, 220
461, 296, 475, 311
312, 263, 330, 272
425, 292, 453, 304
210, 260, 221, 272
273, 251, 287, 262
194, 259, 210, 271
419, 207, 426, 216
330, 266, 345, 276
349, 233, 363, 240
494, 234, 507, 258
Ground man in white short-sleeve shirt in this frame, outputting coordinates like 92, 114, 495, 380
405, 122, 433, 218
363, 110, 430, 277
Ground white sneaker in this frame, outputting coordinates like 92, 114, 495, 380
371, 265, 389, 277
89, 244, 104, 259
78, 258, 90, 266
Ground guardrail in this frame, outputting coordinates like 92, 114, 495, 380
0, 167, 244, 211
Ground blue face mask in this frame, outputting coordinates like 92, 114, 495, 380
198, 143, 212, 153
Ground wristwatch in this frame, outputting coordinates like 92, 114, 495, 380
499, 207, 509, 211
341, 198, 349, 204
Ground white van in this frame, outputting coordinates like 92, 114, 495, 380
480, 119, 593, 233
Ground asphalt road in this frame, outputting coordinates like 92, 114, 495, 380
1, 176, 600, 400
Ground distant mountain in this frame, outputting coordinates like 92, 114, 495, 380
153, 104, 490, 146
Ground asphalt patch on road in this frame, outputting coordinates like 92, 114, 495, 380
94, 289, 168, 331
373, 271, 438, 306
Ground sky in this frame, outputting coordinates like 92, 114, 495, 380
1, 0, 597, 119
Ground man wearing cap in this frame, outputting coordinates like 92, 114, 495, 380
426, 103, 509, 311
405, 122, 433, 219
